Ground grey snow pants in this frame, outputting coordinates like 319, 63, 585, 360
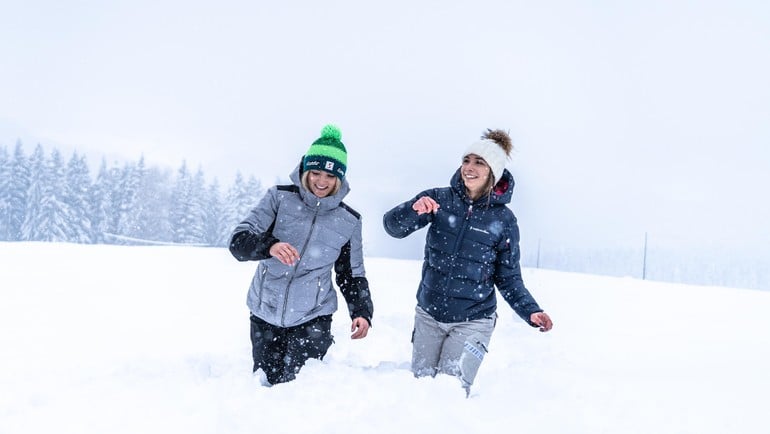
411, 305, 496, 389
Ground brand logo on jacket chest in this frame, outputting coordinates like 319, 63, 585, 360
469, 226, 490, 235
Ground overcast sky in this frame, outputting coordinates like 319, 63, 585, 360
2, 0, 769, 259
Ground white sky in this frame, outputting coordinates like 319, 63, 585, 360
2, 0, 769, 257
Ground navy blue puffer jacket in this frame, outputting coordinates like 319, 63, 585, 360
383, 168, 542, 325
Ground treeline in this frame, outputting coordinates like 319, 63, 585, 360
0, 141, 264, 246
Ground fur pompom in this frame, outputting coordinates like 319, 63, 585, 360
320, 124, 342, 140
482, 129, 512, 156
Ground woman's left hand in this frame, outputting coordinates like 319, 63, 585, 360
530, 312, 553, 332
350, 317, 370, 339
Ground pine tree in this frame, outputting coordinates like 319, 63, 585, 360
89, 158, 112, 243
43, 148, 72, 241
169, 161, 195, 244
245, 176, 264, 208
0, 145, 10, 240
218, 173, 264, 246
7, 141, 30, 241
203, 178, 223, 246
116, 159, 142, 238
134, 165, 173, 242
220, 172, 246, 245
104, 164, 124, 239
20, 144, 49, 241
185, 167, 208, 244
20, 147, 71, 242
64, 152, 94, 243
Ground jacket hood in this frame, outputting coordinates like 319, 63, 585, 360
450, 166, 514, 206
289, 163, 351, 211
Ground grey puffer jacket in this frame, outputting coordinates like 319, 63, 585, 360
229, 165, 373, 328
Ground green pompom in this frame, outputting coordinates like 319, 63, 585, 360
320, 124, 342, 140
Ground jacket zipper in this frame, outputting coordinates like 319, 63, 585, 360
314, 277, 322, 306
451, 203, 473, 253
258, 266, 267, 300
445, 203, 473, 289
279, 199, 321, 326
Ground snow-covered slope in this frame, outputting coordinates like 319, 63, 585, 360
1, 242, 768, 434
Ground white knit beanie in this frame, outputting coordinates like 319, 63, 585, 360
462, 130, 512, 182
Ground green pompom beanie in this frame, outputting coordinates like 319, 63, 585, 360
302, 124, 348, 180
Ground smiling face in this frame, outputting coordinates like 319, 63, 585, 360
461, 154, 493, 200
305, 169, 340, 198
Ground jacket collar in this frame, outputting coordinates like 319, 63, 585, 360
449, 167, 514, 206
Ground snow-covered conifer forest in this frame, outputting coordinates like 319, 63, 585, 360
0, 141, 261, 247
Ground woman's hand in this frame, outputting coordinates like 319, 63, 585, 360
269, 242, 300, 265
412, 196, 440, 215
350, 317, 370, 339
530, 312, 553, 332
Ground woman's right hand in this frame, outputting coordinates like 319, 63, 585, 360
269, 242, 300, 265
412, 196, 440, 215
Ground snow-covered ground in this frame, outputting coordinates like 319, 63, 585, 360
1, 242, 768, 434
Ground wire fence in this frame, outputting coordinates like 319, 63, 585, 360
520, 233, 769, 292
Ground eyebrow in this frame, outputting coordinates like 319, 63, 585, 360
464, 156, 486, 162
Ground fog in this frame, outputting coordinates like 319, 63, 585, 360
2, 1, 769, 284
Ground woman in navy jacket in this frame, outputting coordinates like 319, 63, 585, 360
383, 129, 552, 394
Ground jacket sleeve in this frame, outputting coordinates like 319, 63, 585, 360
228, 188, 281, 262
382, 189, 436, 239
334, 219, 374, 325
493, 218, 543, 327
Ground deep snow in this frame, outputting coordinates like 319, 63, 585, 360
1, 242, 768, 434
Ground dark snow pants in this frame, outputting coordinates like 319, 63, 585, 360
249, 314, 334, 385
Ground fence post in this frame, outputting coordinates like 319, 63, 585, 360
642, 232, 648, 280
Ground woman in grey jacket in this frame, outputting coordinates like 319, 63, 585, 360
229, 125, 373, 386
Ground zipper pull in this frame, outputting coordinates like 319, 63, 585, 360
466, 204, 473, 219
